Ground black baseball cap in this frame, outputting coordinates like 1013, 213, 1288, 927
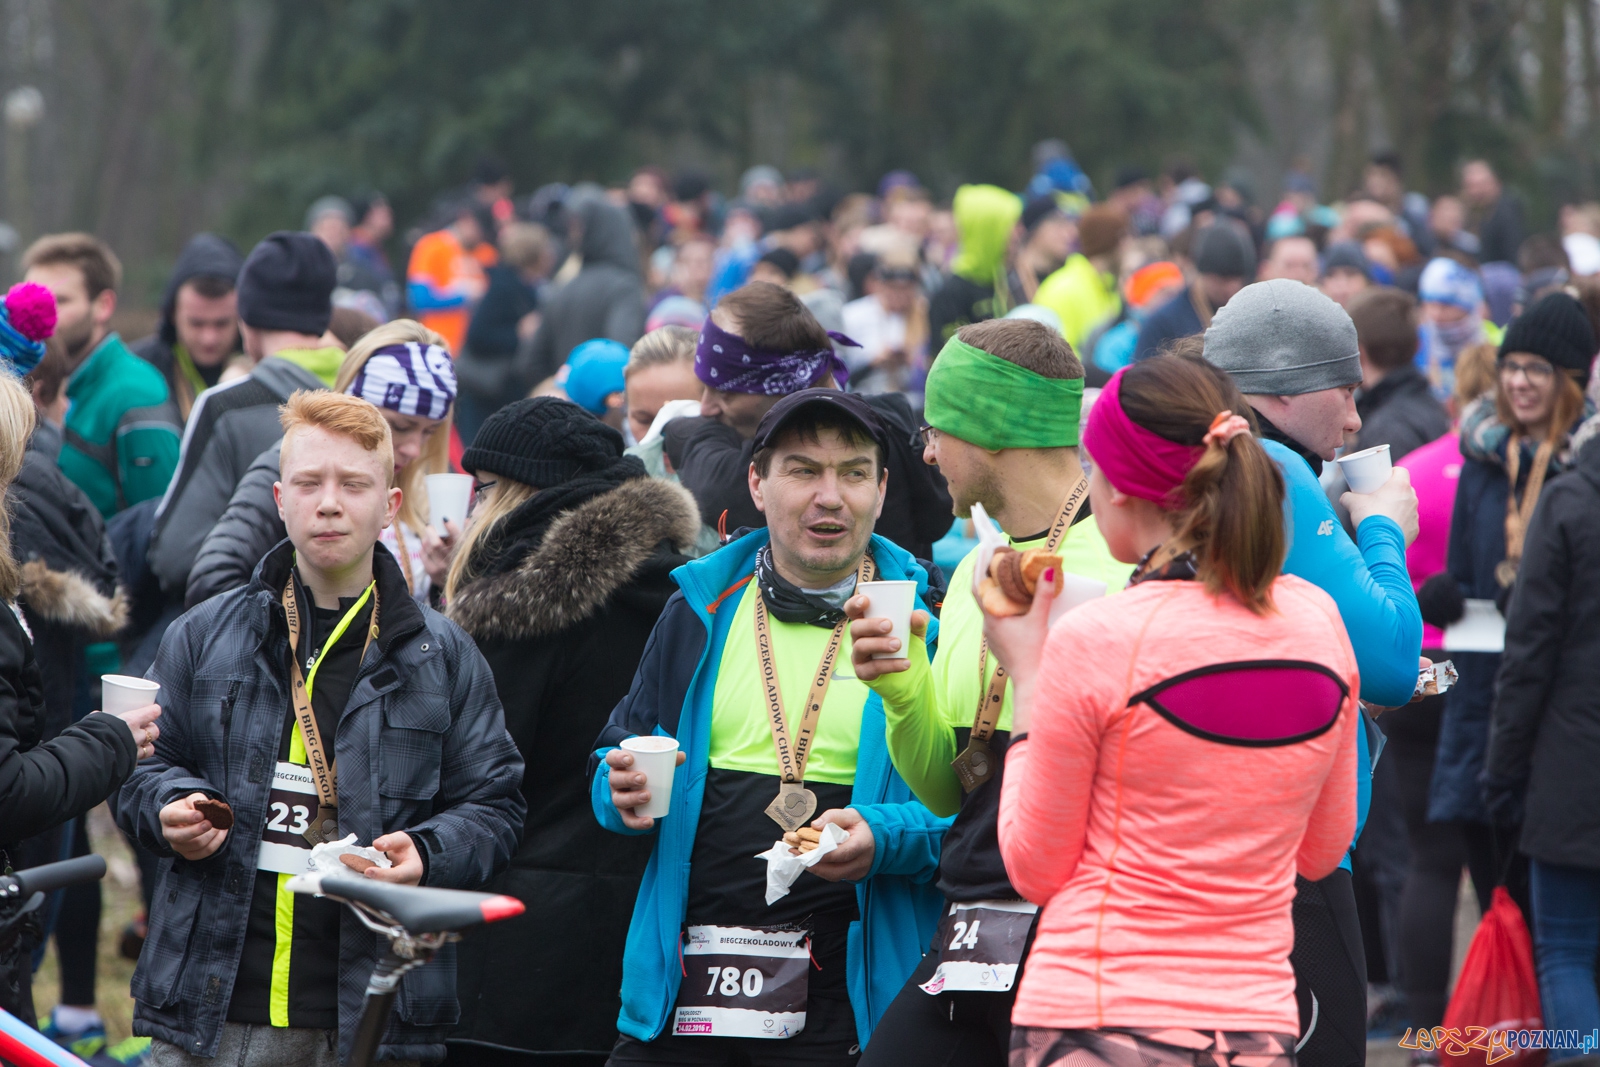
751, 388, 888, 457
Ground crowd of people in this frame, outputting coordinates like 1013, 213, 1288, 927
1, 140, 1599, 1067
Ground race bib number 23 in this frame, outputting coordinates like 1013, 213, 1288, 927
255, 761, 318, 875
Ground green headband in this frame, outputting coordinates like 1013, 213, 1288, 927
924, 337, 1084, 449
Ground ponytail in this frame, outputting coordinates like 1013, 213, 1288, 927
1117, 358, 1286, 613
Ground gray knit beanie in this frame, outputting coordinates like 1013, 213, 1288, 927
1203, 279, 1362, 396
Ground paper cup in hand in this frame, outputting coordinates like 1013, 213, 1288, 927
620, 735, 679, 819
857, 580, 917, 660
1336, 444, 1393, 494
425, 473, 474, 530
101, 674, 160, 716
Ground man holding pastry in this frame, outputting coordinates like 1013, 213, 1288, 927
592, 388, 949, 1064
843, 318, 1129, 1067
116, 390, 524, 1067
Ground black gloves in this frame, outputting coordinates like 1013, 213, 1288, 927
1417, 572, 1466, 630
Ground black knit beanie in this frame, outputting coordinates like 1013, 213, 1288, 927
236, 232, 337, 335
461, 396, 627, 487
1500, 292, 1597, 384
1193, 223, 1257, 280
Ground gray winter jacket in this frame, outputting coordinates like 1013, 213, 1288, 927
184, 442, 285, 609
515, 197, 646, 388
116, 538, 525, 1063
148, 357, 328, 598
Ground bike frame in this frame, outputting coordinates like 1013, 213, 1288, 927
0, 1009, 91, 1067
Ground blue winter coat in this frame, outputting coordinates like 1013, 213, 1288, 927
589, 530, 950, 1049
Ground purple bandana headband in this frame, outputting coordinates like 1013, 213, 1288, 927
349, 341, 457, 420
694, 316, 857, 395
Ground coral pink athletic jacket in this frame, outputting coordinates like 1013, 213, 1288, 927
998, 575, 1359, 1035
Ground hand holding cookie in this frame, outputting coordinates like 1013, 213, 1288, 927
192, 797, 234, 830
979, 547, 1064, 617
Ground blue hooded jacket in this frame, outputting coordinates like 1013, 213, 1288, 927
1263, 438, 1423, 868
589, 530, 951, 1048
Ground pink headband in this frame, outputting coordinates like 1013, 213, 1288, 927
1082, 368, 1204, 509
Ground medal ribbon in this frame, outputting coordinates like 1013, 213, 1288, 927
968, 477, 1088, 748
753, 554, 875, 787
282, 575, 379, 809
1499, 433, 1554, 587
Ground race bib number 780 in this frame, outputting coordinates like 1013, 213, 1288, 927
673, 925, 810, 1039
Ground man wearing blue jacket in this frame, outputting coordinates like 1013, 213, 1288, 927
1205, 279, 1423, 1067
591, 388, 948, 1064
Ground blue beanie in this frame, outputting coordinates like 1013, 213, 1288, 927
1419, 258, 1483, 311
0, 283, 57, 377
563, 339, 630, 415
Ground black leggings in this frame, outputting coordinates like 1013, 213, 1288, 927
1388, 693, 1464, 1028
55, 817, 99, 1007
858, 949, 1012, 1067
1292, 868, 1367, 1067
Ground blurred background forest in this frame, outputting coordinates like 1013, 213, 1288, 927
4, 0, 1600, 304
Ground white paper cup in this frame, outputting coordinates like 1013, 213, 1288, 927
857, 579, 918, 660
425, 473, 474, 530
1336, 443, 1393, 494
620, 735, 679, 819
101, 675, 160, 716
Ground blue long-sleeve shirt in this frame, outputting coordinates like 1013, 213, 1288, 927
1262, 438, 1423, 867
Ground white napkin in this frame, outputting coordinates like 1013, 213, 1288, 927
755, 822, 850, 905
307, 833, 393, 875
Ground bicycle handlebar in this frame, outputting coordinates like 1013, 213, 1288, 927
0, 855, 106, 900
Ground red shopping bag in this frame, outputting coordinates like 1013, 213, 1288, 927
1440, 887, 1543, 1067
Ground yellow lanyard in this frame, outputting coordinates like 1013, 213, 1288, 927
302, 581, 377, 701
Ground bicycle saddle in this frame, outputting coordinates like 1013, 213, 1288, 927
289, 872, 524, 934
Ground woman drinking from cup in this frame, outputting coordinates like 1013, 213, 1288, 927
984, 356, 1361, 1067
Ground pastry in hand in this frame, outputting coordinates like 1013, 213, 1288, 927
782, 826, 823, 853
982, 547, 1064, 615
194, 797, 234, 830
339, 854, 378, 873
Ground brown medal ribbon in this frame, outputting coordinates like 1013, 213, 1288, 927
754, 553, 876, 832
282, 574, 379, 845
952, 476, 1088, 792
1496, 433, 1554, 588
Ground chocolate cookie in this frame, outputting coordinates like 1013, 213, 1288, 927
991, 548, 1031, 605
194, 797, 234, 830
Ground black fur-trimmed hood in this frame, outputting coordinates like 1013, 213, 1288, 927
448, 477, 700, 641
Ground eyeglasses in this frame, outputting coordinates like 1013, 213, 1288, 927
918, 424, 941, 447
472, 480, 497, 504
1499, 358, 1555, 383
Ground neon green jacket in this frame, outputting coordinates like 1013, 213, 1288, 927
1034, 253, 1121, 352
871, 522, 1132, 816
950, 185, 1023, 293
